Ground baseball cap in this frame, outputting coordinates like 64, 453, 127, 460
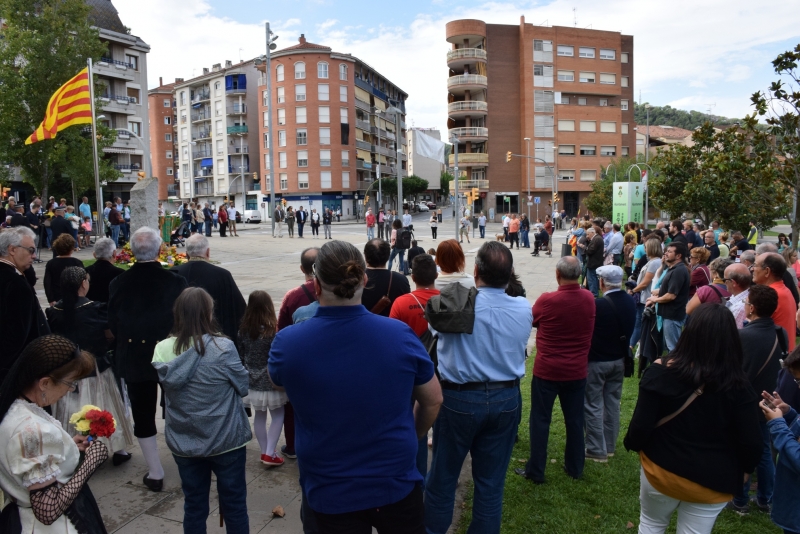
596, 265, 623, 284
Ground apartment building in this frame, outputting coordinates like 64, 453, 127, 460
258, 35, 408, 220
446, 17, 634, 219
407, 128, 444, 203
174, 61, 261, 211
147, 78, 181, 200
89, 0, 151, 201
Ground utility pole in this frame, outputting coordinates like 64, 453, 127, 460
264, 23, 277, 235
524, 137, 531, 221
452, 134, 459, 239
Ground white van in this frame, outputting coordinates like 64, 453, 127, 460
243, 210, 261, 224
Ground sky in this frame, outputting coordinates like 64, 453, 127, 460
115, 0, 800, 134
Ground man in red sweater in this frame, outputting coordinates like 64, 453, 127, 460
518, 255, 595, 483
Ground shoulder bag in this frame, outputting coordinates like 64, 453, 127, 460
656, 384, 705, 427
603, 294, 635, 377
755, 326, 787, 378
370, 272, 393, 315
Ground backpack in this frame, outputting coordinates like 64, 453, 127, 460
397, 228, 412, 250
425, 283, 478, 334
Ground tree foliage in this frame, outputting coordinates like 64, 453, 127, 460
633, 102, 743, 131
584, 157, 648, 219
403, 175, 429, 197
440, 171, 453, 197
0, 0, 118, 199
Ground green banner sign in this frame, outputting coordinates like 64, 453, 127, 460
612, 182, 644, 226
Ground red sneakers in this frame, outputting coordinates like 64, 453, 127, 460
261, 453, 284, 467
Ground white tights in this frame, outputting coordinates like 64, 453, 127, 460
253, 407, 285, 456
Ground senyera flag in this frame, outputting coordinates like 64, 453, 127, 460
25, 67, 92, 145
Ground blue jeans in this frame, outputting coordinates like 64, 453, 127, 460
123, 221, 130, 241
631, 302, 645, 348
173, 447, 249, 534
734, 417, 774, 506
424, 386, 521, 534
205, 220, 212, 236
110, 225, 120, 247
521, 229, 530, 247
662, 317, 685, 352
587, 268, 599, 296
525, 377, 587, 481
389, 248, 406, 274
367, 226, 375, 240
479, 225, 485, 238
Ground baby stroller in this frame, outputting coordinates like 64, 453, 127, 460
170, 220, 191, 247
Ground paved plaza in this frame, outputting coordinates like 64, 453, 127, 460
30, 210, 558, 533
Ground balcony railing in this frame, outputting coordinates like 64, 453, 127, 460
115, 129, 130, 139
449, 127, 489, 139
373, 145, 396, 158
191, 111, 211, 122
448, 101, 488, 114
356, 160, 373, 170
100, 94, 137, 104
193, 130, 212, 140
355, 99, 371, 112
227, 104, 247, 114
99, 57, 135, 69
194, 182, 213, 196
449, 153, 489, 166
192, 150, 213, 159
231, 146, 249, 154
194, 171, 213, 178
192, 91, 210, 103
227, 125, 248, 135
226, 87, 247, 95
447, 48, 488, 63
355, 119, 371, 131
167, 185, 178, 196
449, 179, 489, 191
357, 180, 373, 190
356, 140, 371, 151
447, 74, 487, 89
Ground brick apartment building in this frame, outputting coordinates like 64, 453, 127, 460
148, 78, 180, 200
446, 17, 634, 219
258, 35, 408, 220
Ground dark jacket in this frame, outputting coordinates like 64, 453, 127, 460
296, 210, 308, 223
43, 257, 84, 303
171, 260, 246, 341
624, 363, 762, 495
585, 234, 605, 269
47, 297, 112, 372
589, 290, 636, 362
85, 259, 125, 303
49, 215, 73, 243
739, 317, 786, 398
108, 262, 187, 383
0, 262, 49, 380
361, 269, 411, 317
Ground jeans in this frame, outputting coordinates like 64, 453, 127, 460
479, 225, 485, 238
525, 377, 586, 481
173, 447, 249, 534
110, 224, 120, 247
584, 360, 624, 457
297, 221, 305, 237
204, 220, 212, 236
367, 226, 375, 240
122, 221, 130, 241
323, 224, 331, 239
521, 229, 530, 247
388, 248, 406, 274
662, 317, 685, 352
631, 302, 645, 348
309, 485, 424, 534
587, 268, 599, 296
638, 468, 726, 534
425, 386, 521, 534
733, 417, 774, 506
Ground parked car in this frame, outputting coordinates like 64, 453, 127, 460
243, 210, 261, 223
426, 201, 437, 210
415, 202, 429, 212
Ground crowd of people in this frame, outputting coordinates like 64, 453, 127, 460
3, 203, 800, 534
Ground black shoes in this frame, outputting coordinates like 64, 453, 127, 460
514, 467, 545, 485
143, 474, 164, 492
112, 452, 132, 466
280, 445, 297, 459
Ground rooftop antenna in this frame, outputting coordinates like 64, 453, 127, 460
573, 7, 577, 27
706, 102, 716, 116
239, 48, 244, 62
639, 89, 642, 105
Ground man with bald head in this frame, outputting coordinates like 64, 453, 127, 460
724, 263, 753, 329
756, 242, 800, 305
752, 252, 797, 350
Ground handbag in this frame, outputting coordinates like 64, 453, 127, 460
370, 271, 393, 315
603, 294, 634, 377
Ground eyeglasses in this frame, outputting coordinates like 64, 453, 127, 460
14, 245, 36, 255
53, 378, 79, 391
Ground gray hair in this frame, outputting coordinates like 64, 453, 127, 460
556, 256, 582, 280
185, 234, 210, 258
94, 238, 116, 260
129, 227, 162, 261
600, 279, 622, 290
586, 227, 596, 236
755, 242, 778, 255
740, 250, 756, 265
0, 227, 36, 256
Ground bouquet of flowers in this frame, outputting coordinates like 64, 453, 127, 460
69, 404, 116, 441
114, 243, 187, 267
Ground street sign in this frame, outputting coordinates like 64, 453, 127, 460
528, 195, 532, 201
504, 196, 510, 201
534, 197, 541, 204
527, 202, 533, 206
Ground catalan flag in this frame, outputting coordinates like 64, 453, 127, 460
25, 68, 92, 145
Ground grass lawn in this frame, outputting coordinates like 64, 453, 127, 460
455, 353, 780, 533
763, 230, 780, 237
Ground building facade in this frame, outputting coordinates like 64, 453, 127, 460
446, 17, 634, 219
407, 128, 444, 203
147, 78, 180, 201
258, 35, 408, 220
174, 60, 261, 212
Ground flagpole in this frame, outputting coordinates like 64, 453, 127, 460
87, 58, 104, 239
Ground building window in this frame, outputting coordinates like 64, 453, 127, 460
295, 62, 306, 79
621, 123, 629, 134
184, 182, 190, 195
621, 99, 629, 111
318, 62, 329, 79
263, 90, 269, 107
560, 95, 570, 105
321, 171, 331, 189
129, 122, 141, 136
217, 159, 225, 175
558, 170, 576, 181
599, 99, 608, 107
263, 133, 269, 149
183, 163, 189, 176
216, 139, 223, 155
622, 146, 629, 156
342, 150, 350, 166
342, 171, 350, 188
621, 53, 629, 64
621, 76, 629, 88
277, 87, 285, 103
534, 140, 555, 162
263, 111, 269, 127
215, 120, 223, 135
580, 170, 597, 181
180, 112, 187, 124
166, 168, 173, 176
579, 71, 595, 83
163, 99, 171, 107
298, 172, 309, 189
295, 84, 306, 101
126, 54, 138, 70
278, 109, 286, 125
580, 145, 596, 156
600, 121, 617, 133
297, 150, 308, 167
557, 70, 574, 82
557, 45, 574, 56
637, 138, 645, 146
214, 81, 221, 96
340, 108, 348, 124
339, 64, 348, 80
600, 49, 616, 60
280, 173, 288, 190
164, 116, 171, 125
557, 120, 575, 131
277, 64, 285, 82
558, 145, 575, 155
599, 73, 616, 85
533, 40, 553, 62
278, 130, 287, 146
319, 106, 330, 123
166, 150, 172, 159
320, 150, 331, 166
295, 107, 306, 123
339, 85, 347, 102
534, 64, 554, 87
600, 145, 616, 156
296, 128, 307, 145
579, 47, 595, 58
320, 128, 331, 145
180, 91, 186, 106
534, 90, 554, 112
578, 97, 587, 106
318, 84, 329, 101
279, 152, 287, 168
165, 133, 172, 141
580, 120, 596, 132
534, 115, 554, 137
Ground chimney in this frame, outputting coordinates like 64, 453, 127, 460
202, 67, 209, 75
175, 77, 184, 83
212, 63, 221, 72
225, 60, 232, 68
299, 34, 306, 45
159, 76, 163, 86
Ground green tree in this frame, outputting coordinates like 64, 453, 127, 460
439, 170, 453, 197
584, 157, 646, 219
403, 175, 429, 197
751, 44, 800, 247
633, 102, 743, 130
0, 0, 117, 199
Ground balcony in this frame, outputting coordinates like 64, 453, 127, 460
373, 145, 395, 158
446, 48, 488, 70
115, 129, 130, 139
114, 164, 135, 173
447, 74, 487, 96
193, 129, 212, 140
227, 104, 247, 114
449, 153, 489, 167
231, 146, 249, 154
356, 140, 371, 151
167, 185, 178, 197
449, 179, 489, 192
449, 127, 488, 141
386, 131, 396, 141
355, 99, 371, 112
356, 160, 373, 171
194, 171, 214, 179
192, 149, 213, 159
226, 87, 246, 95
371, 126, 388, 138
192, 91, 210, 104
355, 119, 371, 132
191, 111, 211, 122
99, 57, 135, 69
194, 181, 213, 196
448, 100, 488, 119
227, 125, 248, 135
357, 180, 372, 190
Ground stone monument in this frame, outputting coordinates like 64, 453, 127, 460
129, 176, 159, 235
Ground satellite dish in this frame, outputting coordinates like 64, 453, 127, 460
269, 43, 277, 50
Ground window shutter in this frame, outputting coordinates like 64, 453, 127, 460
534, 90, 554, 112
534, 115, 554, 137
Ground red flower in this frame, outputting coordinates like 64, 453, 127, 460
84, 409, 116, 439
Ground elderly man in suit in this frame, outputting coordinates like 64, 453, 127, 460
108, 227, 187, 492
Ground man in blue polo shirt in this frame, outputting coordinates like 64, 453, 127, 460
269, 240, 441, 532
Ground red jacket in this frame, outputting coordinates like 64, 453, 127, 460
218, 209, 228, 223
366, 213, 376, 227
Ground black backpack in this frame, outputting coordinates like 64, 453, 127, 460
425, 283, 478, 334
397, 228, 412, 250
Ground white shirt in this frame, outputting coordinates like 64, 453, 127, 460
227, 207, 236, 219
479, 216, 486, 226
402, 213, 412, 227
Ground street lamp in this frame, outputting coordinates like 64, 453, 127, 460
524, 137, 531, 220
376, 105, 405, 211
451, 133, 459, 238
254, 23, 279, 234
645, 103, 651, 165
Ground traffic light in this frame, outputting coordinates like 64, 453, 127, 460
252, 171, 259, 183
364, 195, 370, 205
281, 198, 287, 206
1, 187, 9, 200
506, 151, 512, 163
472, 187, 479, 198
548, 200, 552, 207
